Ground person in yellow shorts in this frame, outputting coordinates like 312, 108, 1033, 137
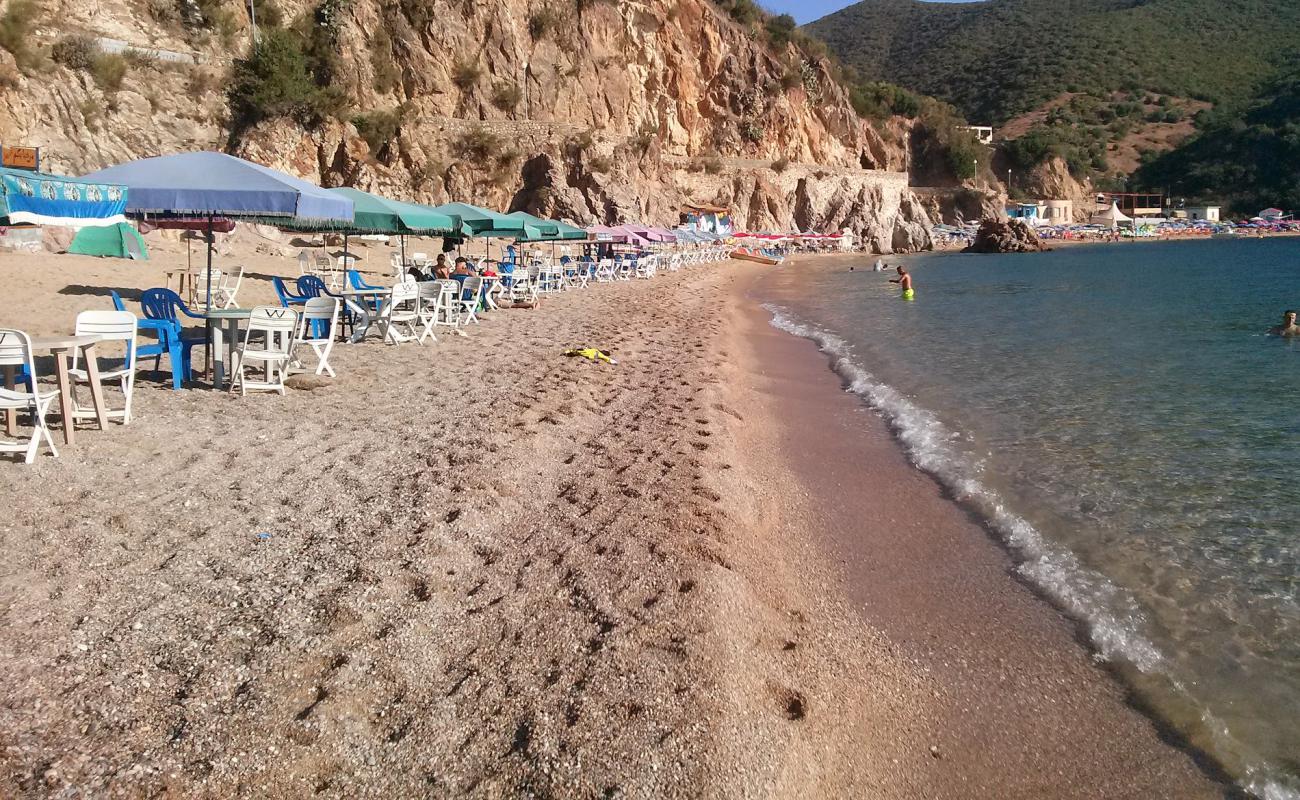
890, 266, 914, 300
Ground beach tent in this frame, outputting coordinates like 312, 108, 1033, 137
0, 166, 128, 228
82, 151, 353, 309
67, 222, 148, 260
1090, 202, 1133, 228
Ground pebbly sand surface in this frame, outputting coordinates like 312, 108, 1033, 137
0, 239, 1228, 797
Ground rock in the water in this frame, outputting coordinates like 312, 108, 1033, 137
963, 218, 1046, 253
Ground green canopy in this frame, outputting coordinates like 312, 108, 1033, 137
505, 211, 558, 238
326, 187, 458, 234
429, 202, 530, 238
507, 211, 587, 241
68, 222, 148, 259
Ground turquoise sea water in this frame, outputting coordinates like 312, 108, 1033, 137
758, 239, 1300, 799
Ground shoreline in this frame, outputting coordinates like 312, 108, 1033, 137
729, 254, 1232, 797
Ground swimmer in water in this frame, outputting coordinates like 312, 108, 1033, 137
890, 265, 914, 300
873, 258, 885, 272
1268, 309, 1300, 336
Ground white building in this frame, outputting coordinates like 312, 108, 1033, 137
1185, 206, 1220, 222
961, 125, 994, 145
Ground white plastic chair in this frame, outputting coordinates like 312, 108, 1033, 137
68, 310, 138, 425
216, 264, 244, 308
458, 277, 482, 324
416, 281, 444, 344
292, 297, 339, 377
379, 280, 421, 344
0, 329, 59, 463
298, 250, 312, 276
191, 267, 222, 307
230, 306, 299, 396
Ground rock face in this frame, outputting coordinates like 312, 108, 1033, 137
963, 218, 1046, 253
1020, 156, 1093, 222
0, 0, 936, 252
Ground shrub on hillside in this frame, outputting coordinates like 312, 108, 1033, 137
764, 14, 796, 47
90, 53, 128, 92
229, 26, 338, 126
451, 59, 480, 90
528, 6, 559, 40
353, 107, 404, 154
52, 35, 97, 70
453, 125, 503, 162
491, 80, 522, 112
772, 156, 791, 172
0, 0, 42, 73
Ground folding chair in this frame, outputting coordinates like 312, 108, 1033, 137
0, 329, 59, 463
230, 306, 299, 396
68, 310, 138, 425
292, 297, 339, 377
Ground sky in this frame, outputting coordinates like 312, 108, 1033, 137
765, 0, 971, 25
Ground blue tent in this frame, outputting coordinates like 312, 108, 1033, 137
81, 151, 352, 226
0, 166, 128, 227
81, 152, 353, 310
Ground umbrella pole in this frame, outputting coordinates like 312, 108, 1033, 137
205, 213, 214, 383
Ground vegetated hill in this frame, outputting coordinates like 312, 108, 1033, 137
805, 0, 1300, 126
1133, 65, 1300, 215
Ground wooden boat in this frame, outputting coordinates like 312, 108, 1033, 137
729, 247, 784, 265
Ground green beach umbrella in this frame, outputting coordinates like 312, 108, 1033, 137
326, 187, 458, 234
429, 202, 526, 237
506, 211, 588, 241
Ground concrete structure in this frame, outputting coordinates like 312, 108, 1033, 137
1185, 206, 1220, 222
961, 126, 994, 145
1098, 192, 1163, 217
1044, 199, 1074, 223
1006, 202, 1045, 224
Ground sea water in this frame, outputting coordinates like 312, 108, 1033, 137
758, 239, 1300, 799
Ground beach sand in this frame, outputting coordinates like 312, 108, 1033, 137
0, 242, 1227, 797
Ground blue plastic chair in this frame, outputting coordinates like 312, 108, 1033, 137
273, 276, 308, 307
138, 288, 206, 390
347, 269, 382, 291
116, 289, 187, 388
296, 275, 328, 298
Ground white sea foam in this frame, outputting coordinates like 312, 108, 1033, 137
764, 301, 1300, 800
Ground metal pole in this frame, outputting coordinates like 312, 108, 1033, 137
249, 0, 259, 46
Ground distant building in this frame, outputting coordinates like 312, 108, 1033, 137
1185, 206, 1220, 222
1258, 207, 1289, 221
1007, 199, 1073, 225
1043, 199, 1074, 223
1006, 202, 1044, 224
1097, 192, 1163, 217
961, 126, 994, 145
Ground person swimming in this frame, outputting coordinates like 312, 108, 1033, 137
890, 265, 914, 300
1268, 309, 1300, 336
873, 258, 885, 272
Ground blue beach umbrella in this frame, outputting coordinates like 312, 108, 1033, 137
83, 151, 353, 310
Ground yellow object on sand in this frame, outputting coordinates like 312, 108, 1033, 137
564, 348, 619, 365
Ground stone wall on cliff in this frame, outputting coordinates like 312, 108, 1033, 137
0, 0, 934, 252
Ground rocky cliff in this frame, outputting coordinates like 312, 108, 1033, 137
0, 0, 935, 251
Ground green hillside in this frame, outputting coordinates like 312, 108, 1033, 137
805, 0, 1300, 126
1133, 65, 1300, 214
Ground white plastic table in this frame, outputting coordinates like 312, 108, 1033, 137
337, 288, 388, 343
25, 334, 109, 445
200, 308, 253, 390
